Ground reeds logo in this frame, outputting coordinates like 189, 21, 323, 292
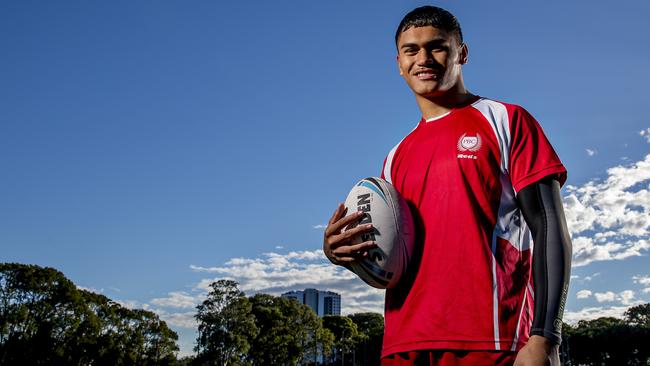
458, 133, 482, 152
457, 133, 482, 160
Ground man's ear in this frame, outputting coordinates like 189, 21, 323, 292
397, 55, 404, 76
459, 43, 469, 65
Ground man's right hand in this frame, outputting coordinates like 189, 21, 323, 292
323, 203, 377, 266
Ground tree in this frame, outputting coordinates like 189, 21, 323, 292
314, 326, 335, 365
322, 315, 363, 366
625, 303, 650, 328
247, 294, 329, 366
564, 314, 650, 366
194, 280, 258, 366
348, 313, 383, 366
0, 263, 179, 365
0, 263, 93, 365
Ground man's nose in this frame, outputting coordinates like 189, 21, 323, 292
416, 49, 433, 65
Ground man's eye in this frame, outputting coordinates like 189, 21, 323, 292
404, 49, 417, 55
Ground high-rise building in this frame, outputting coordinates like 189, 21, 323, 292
304, 288, 320, 314
281, 288, 341, 316
323, 294, 341, 316
282, 291, 302, 303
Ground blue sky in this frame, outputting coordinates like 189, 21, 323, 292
1, 0, 649, 356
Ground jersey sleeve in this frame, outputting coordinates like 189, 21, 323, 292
508, 106, 567, 193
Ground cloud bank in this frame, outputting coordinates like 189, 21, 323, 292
190, 250, 385, 315
563, 154, 650, 266
564, 305, 631, 324
144, 250, 384, 331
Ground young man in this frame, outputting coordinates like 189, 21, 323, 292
323, 6, 572, 366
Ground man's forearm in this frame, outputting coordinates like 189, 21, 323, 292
517, 177, 572, 344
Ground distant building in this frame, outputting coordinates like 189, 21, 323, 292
281, 288, 341, 316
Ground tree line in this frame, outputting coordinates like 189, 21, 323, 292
188, 280, 650, 366
0, 263, 178, 365
190, 279, 383, 366
2, 262, 649, 365
562, 304, 650, 365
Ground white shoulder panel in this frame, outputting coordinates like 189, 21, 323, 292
383, 123, 418, 184
383, 142, 400, 184
471, 99, 512, 173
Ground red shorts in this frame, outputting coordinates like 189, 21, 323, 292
381, 350, 517, 366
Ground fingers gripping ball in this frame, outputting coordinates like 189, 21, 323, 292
343, 177, 415, 289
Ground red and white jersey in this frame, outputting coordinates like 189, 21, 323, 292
380, 98, 566, 357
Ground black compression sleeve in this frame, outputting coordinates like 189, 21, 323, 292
516, 177, 572, 345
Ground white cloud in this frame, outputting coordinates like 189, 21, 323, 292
151, 308, 197, 329
281, 250, 325, 261
571, 272, 600, 281
150, 291, 200, 309
190, 249, 384, 314
275, 245, 284, 249
563, 154, 650, 267
592, 290, 641, 306
594, 231, 617, 242
571, 237, 649, 267
633, 275, 650, 286
113, 297, 199, 329
618, 290, 636, 305
640, 128, 650, 143
586, 149, 597, 156
594, 291, 616, 302
576, 290, 592, 299
114, 299, 143, 310
313, 224, 327, 229
632, 276, 650, 295
563, 305, 629, 324
77, 285, 104, 294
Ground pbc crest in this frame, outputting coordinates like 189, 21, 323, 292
457, 133, 482, 152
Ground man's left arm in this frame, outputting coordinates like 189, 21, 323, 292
514, 176, 572, 366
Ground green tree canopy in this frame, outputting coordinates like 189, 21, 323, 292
0, 262, 178, 365
564, 310, 650, 366
625, 303, 650, 328
322, 315, 364, 365
348, 312, 383, 366
194, 279, 258, 366
247, 293, 328, 366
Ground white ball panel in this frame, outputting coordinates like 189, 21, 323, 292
343, 177, 414, 289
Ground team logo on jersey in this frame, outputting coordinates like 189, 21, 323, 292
457, 133, 482, 152
457, 133, 481, 160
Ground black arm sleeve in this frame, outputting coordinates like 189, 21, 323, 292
516, 177, 572, 345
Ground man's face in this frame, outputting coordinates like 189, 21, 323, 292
396, 26, 467, 98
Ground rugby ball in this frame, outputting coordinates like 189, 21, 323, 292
343, 177, 415, 289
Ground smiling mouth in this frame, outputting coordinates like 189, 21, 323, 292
414, 70, 439, 80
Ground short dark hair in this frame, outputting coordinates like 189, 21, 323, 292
395, 6, 463, 47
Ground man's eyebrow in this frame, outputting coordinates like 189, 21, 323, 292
399, 38, 447, 50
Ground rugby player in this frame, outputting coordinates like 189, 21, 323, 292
323, 6, 571, 366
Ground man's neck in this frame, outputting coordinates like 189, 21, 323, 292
416, 85, 476, 120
